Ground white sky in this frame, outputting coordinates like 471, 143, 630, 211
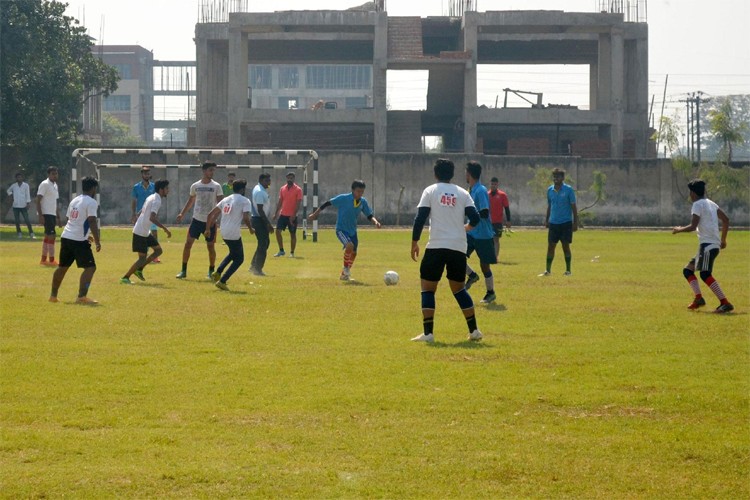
65, 0, 750, 135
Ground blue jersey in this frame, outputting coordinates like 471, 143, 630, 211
132, 181, 155, 212
547, 184, 576, 224
330, 192, 372, 234
250, 183, 270, 217
467, 183, 495, 240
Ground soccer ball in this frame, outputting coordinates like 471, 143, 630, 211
384, 270, 399, 286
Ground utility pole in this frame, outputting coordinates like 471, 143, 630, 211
680, 91, 709, 163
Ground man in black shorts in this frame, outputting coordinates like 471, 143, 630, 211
540, 168, 578, 276
36, 166, 62, 266
410, 159, 482, 343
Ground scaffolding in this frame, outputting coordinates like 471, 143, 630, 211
199, 0, 250, 23
448, 0, 477, 17
597, 0, 648, 23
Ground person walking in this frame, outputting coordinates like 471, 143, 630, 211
249, 173, 274, 276
463, 161, 498, 304
540, 168, 578, 276
273, 171, 303, 258
7, 172, 35, 239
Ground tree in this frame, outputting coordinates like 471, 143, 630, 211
102, 114, 145, 147
1, 0, 119, 175
707, 97, 749, 163
651, 114, 682, 157
700, 95, 750, 162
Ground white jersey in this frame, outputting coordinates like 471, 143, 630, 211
7, 182, 31, 208
37, 178, 59, 215
691, 198, 722, 245
418, 182, 475, 253
61, 195, 98, 241
216, 193, 252, 240
133, 193, 162, 237
189, 179, 222, 222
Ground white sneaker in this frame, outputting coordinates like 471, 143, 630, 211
411, 333, 434, 343
340, 267, 351, 281
289, 252, 295, 258
538, 271, 551, 277
468, 329, 483, 341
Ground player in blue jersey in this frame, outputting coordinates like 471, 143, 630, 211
308, 180, 382, 281
540, 168, 578, 276
462, 161, 498, 303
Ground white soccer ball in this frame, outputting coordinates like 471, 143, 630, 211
384, 270, 399, 286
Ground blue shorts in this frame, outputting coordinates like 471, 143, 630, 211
188, 218, 217, 242
336, 230, 358, 252
467, 236, 497, 265
276, 215, 297, 233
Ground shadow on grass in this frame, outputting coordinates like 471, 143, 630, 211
497, 261, 519, 266
136, 282, 171, 289
483, 303, 507, 312
428, 340, 493, 349
343, 280, 372, 287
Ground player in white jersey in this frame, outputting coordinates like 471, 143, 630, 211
36, 166, 62, 265
673, 179, 734, 313
121, 180, 172, 284
205, 179, 254, 291
49, 176, 101, 305
175, 162, 223, 279
410, 158, 483, 343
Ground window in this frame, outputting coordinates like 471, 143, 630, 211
345, 97, 368, 109
249, 65, 272, 89
103, 95, 131, 111
278, 97, 298, 109
306, 65, 372, 89
279, 66, 299, 89
112, 64, 132, 79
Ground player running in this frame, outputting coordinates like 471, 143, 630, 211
463, 161, 498, 303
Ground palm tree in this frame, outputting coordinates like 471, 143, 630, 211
708, 99, 748, 162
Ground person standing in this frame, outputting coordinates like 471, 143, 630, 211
273, 171, 303, 258
121, 180, 172, 284
48, 176, 100, 305
463, 161, 498, 304
540, 168, 578, 276
673, 179, 734, 313
307, 179, 382, 281
410, 158, 482, 343
131, 167, 160, 262
36, 166, 62, 266
7, 172, 35, 239
222, 172, 236, 197
175, 162, 223, 279
205, 179, 254, 290
488, 176, 511, 260
249, 173, 274, 276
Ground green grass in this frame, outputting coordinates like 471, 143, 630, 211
1, 227, 748, 498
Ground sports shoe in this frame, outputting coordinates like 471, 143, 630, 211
538, 271, 551, 277
175, 271, 186, 279
687, 297, 706, 310
76, 296, 99, 305
289, 252, 295, 258
119, 277, 133, 285
252, 269, 266, 277
714, 303, 735, 314
30, 233, 36, 239
468, 329, 483, 341
480, 292, 496, 304
465, 273, 480, 290
17, 232, 23, 239
210, 271, 221, 282
411, 333, 435, 343
134, 270, 145, 281
215, 281, 229, 291
48, 296, 58, 303
274, 250, 285, 257
340, 267, 351, 281
563, 271, 572, 276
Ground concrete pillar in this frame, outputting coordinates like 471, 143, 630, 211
610, 28, 625, 157
658, 159, 673, 225
228, 26, 248, 147
196, 37, 210, 146
597, 34, 611, 111
462, 12, 478, 153
634, 37, 649, 157
589, 62, 598, 111
373, 12, 388, 152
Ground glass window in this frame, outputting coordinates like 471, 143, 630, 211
279, 66, 299, 89
112, 64, 132, 79
103, 95, 131, 111
305, 65, 372, 89
249, 65, 272, 89
345, 97, 368, 109
278, 97, 298, 109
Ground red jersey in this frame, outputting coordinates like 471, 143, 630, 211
278, 183, 303, 217
488, 188, 509, 223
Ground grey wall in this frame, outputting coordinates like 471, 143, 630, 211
64, 153, 749, 227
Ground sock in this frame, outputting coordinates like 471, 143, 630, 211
705, 276, 728, 303
484, 271, 494, 292
181, 262, 187, 273
687, 275, 702, 297
423, 317, 434, 335
343, 248, 353, 269
466, 264, 475, 277
546, 256, 553, 272
49, 240, 56, 261
564, 254, 571, 272
466, 314, 477, 333
209, 266, 215, 274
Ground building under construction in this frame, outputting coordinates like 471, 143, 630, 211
195, 1, 650, 158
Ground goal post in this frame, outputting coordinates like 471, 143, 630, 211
71, 148, 320, 242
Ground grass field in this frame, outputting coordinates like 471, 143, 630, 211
1, 226, 748, 498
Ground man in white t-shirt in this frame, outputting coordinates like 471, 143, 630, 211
204, 179, 254, 291
7, 172, 35, 238
673, 179, 734, 313
410, 158, 483, 343
36, 166, 62, 265
175, 162, 223, 279
121, 180, 173, 284
49, 176, 101, 305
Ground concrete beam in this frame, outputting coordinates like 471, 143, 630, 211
475, 107, 616, 126
238, 108, 375, 124
477, 10, 624, 26
229, 11, 378, 28
478, 33, 599, 42
246, 32, 374, 41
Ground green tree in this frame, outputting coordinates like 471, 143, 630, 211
1, 0, 119, 175
651, 114, 682, 157
707, 97, 748, 162
102, 114, 145, 147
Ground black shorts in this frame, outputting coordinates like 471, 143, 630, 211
548, 222, 573, 244
188, 218, 217, 242
58, 237, 95, 268
688, 243, 720, 275
43, 214, 57, 236
132, 233, 159, 254
420, 248, 467, 282
492, 222, 504, 238
276, 215, 297, 233
467, 236, 497, 265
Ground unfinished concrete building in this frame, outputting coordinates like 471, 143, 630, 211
195, 7, 649, 158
